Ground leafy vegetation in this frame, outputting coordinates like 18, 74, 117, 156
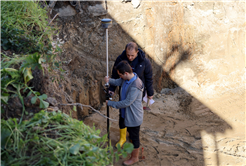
1, 1, 53, 49
1, 110, 134, 166
1, 53, 49, 124
1, 1, 133, 165
1, 1, 62, 120
1, 1, 62, 64
1, 25, 40, 54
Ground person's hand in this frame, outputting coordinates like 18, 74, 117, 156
106, 100, 108, 105
104, 76, 109, 84
109, 90, 115, 96
148, 96, 153, 99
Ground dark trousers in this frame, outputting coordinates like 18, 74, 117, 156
119, 112, 126, 129
127, 126, 140, 149
119, 111, 140, 149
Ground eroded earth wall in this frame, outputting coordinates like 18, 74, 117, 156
51, 1, 245, 165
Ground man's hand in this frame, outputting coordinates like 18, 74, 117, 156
104, 76, 109, 84
148, 96, 153, 99
106, 100, 108, 105
108, 90, 115, 96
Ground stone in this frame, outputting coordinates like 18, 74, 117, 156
46, 97, 58, 106
47, 107, 59, 112
88, 4, 107, 17
58, 5, 76, 17
161, 88, 171, 94
156, 94, 161, 98
131, 0, 141, 9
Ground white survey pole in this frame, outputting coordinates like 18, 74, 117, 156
106, 28, 109, 84
101, 18, 112, 144
101, 18, 112, 85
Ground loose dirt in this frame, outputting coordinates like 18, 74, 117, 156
84, 87, 245, 166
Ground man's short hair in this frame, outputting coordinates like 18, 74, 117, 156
125, 42, 138, 52
115, 60, 133, 74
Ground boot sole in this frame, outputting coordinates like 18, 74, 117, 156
122, 161, 139, 166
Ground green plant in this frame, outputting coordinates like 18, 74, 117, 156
1, 67, 27, 121
27, 89, 49, 109
1, 111, 134, 165
1, 25, 40, 54
1, 1, 61, 65
1, 1, 57, 120
1, 53, 27, 69
1, 53, 49, 124
1, 0, 67, 82
1, 1, 52, 45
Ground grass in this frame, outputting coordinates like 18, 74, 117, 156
1, 110, 134, 166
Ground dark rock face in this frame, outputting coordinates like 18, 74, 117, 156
44, 1, 135, 119
41, 1, 177, 119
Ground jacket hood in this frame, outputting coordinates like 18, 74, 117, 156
119, 49, 146, 62
132, 77, 144, 92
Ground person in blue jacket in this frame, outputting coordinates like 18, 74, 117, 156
108, 42, 154, 148
105, 60, 144, 165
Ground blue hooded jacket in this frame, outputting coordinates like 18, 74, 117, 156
108, 76, 144, 127
109, 49, 154, 97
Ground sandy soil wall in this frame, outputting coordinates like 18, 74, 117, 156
49, 1, 245, 165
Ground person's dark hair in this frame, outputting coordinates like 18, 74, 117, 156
115, 60, 133, 74
125, 42, 138, 52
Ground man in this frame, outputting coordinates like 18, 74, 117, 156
109, 42, 154, 148
105, 61, 143, 166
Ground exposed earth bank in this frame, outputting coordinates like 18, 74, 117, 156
2, 1, 244, 165
84, 87, 245, 166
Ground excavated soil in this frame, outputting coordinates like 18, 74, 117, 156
2, 2, 244, 165
84, 87, 244, 166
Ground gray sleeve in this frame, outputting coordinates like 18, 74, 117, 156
109, 78, 123, 87
107, 87, 139, 109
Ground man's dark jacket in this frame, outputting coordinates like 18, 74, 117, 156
109, 49, 154, 97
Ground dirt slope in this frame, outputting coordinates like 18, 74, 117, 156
84, 87, 245, 166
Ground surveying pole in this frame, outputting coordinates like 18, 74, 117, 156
101, 18, 112, 144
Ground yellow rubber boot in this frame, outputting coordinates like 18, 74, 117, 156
115, 128, 127, 148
